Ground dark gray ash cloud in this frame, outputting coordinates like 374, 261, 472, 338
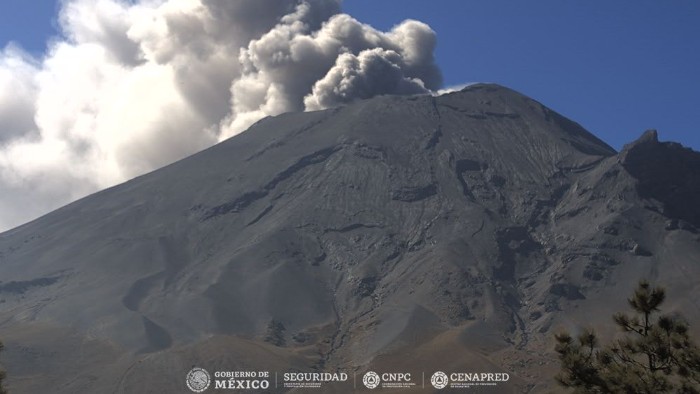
0, 0, 443, 231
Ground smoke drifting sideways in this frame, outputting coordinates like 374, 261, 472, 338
0, 0, 442, 231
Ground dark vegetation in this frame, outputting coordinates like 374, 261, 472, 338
556, 281, 700, 393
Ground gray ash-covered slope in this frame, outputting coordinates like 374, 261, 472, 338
1, 84, 700, 393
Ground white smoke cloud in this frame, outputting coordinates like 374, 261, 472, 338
0, 0, 442, 231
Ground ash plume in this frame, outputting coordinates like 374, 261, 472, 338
0, 0, 442, 231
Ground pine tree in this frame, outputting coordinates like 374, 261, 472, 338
555, 280, 700, 393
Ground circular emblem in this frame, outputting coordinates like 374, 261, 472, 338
431, 371, 449, 389
186, 367, 211, 393
362, 371, 381, 389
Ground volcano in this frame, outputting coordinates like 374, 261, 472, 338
1, 84, 699, 393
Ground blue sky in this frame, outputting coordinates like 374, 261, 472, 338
0, 0, 698, 152
0, 0, 59, 55
343, 1, 700, 151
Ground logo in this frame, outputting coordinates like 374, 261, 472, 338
362, 371, 380, 389
186, 367, 211, 393
433, 371, 509, 389
212, 371, 270, 390
431, 371, 449, 389
283, 372, 348, 389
